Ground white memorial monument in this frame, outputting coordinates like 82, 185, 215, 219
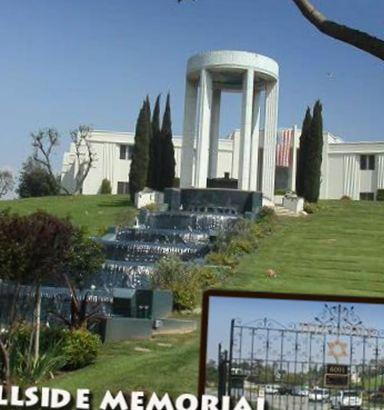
180, 50, 279, 202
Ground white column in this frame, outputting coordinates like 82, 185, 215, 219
194, 69, 213, 188
320, 131, 329, 199
238, 69, 255, 190
289, 125, 298, 192
343, 154, 360, 200
231, 130, 240, 179
262, 80, 279, 202
376, 154, 384, 189
208, 89, 221, 179
180, 78, 198, 188
249, 87, 262, 191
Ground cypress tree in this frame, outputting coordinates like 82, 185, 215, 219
148, 94, 161, 190
296, 107, 312, 197
304, 100, 323, 203
129, 98, 151, 201
160, 93, 176, 190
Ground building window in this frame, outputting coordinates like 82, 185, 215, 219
360, 192, 374, 201
119, 144, 133, 160
117, 181, 129, 194
360, 154, 375, 170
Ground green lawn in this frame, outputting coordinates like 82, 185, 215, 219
47, 331, 199, 406
0, 195, 136, 234
231, 200, 384, 296
22, 199, 384, 398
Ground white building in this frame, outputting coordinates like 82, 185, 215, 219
61, 50, 384, 202
61, 127, 384, 201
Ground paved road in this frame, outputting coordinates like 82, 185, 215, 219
264, 394, 332, 410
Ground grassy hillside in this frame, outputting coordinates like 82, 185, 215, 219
231, 200, 384, 296
0, 195, 136, 234
48, 331, 199, 405
45, 200, 384, 399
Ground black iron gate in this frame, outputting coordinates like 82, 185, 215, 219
217, 304, 384, 409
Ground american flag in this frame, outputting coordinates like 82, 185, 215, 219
276, 128, 293, 167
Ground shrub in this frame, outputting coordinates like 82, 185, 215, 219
144, 202, 161, 212
11, 343, 67, 385
206, 251, 238, 269
173, 177, 180, 188
61, 329, 102, 370
152, 257, 221, 311
377, 189, 384, 201
303, 202, 319, 214
8, 324, 67, 384
100, 178, 112, 194
258, 206, 276, 219
340, 195, 351, 201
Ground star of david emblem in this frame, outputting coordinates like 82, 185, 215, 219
327, 339, 348, 360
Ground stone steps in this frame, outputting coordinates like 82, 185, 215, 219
274, 205, 303, 217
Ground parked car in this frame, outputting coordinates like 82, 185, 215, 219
331, 390, 362, 409
292, 386, 309, 397
370, 391, 384, 404
308, 388, 330, 402
278, 386, 293, 395
265, 384, 280, 395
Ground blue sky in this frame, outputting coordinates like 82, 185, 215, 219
0, 0, 383, 176
206, 296, 384, 362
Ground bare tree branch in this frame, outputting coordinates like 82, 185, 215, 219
31, 128, 71, 195
70, 125, 97, 195
292, 0, 384, 60
178, 0, 384, 60
31, 129, 59, 178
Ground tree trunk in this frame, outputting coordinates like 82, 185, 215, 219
34, 285, 41, 362
0, 338, 10, 393
9, 282, 21, 326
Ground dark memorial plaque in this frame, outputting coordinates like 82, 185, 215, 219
324, 364, 349, 388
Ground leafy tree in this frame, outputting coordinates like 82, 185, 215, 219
148, 94, 162, 190
296, 107, 312, 197
0, 211, 33, 388
22, 212, 75, 361
129, 98, 151, 201
0, 169, 14, 198
0, 212, 104, 384
0, 211, 75, 384
178, 0, 384, 61
160, 93, 176, 190
304, 100, 323, 203
17, 157, 60, 198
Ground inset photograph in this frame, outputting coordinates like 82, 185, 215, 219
201, 291, 384, 410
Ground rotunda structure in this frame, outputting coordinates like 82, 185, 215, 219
180, 50, 279, 201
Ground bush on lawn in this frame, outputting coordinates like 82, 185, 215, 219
7, 323, 67, 384
7, 324, 101, 378
303, 202, 320, 214
151, 256, 221, 311
208, 210, 276, 271
377, 190, 384, 201
62, 328, 102, 370
340, 195, 351, 201
100, 178, 112, 194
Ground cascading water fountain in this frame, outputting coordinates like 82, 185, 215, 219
94, 188, 262, 291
